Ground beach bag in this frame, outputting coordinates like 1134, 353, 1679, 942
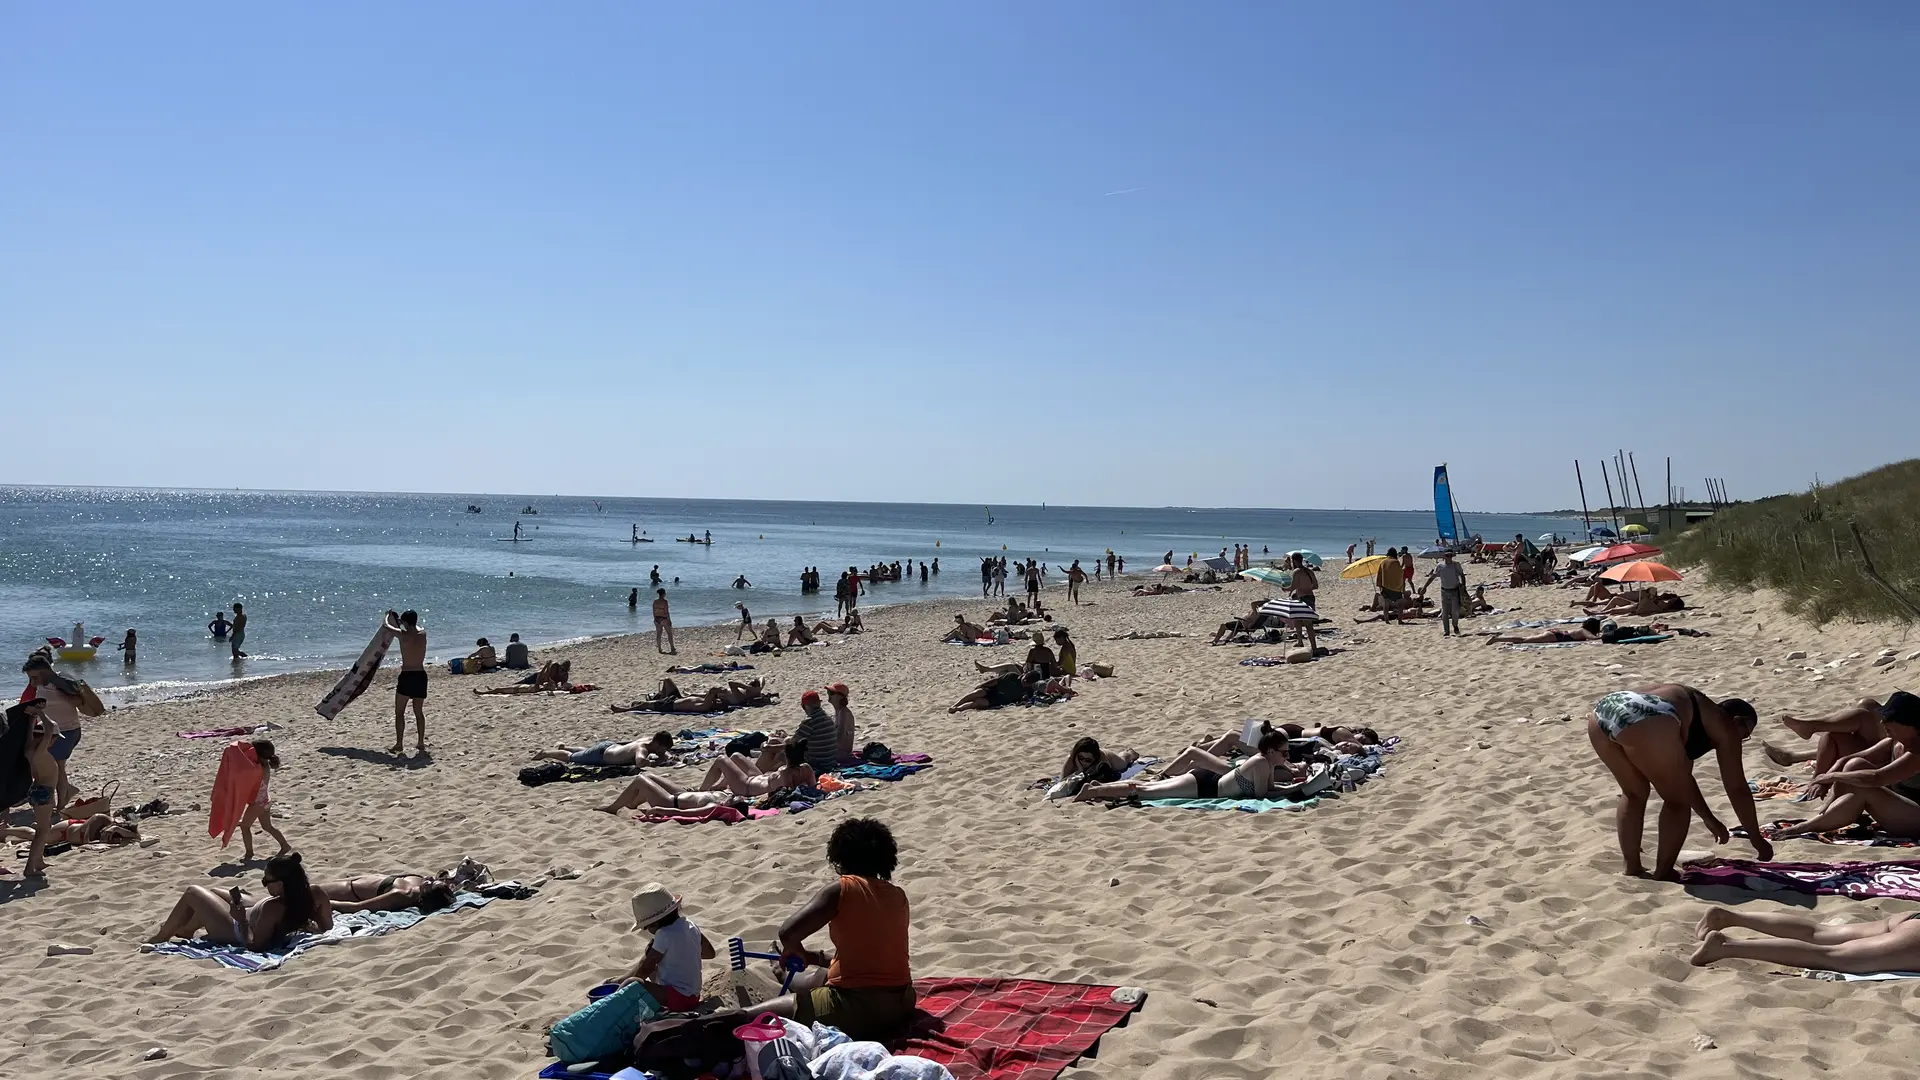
67, 779, 118, 820
725, 732, 770, 758
632, 1012, 749, 1076
547, 981, 661, 1064
73, 681, 106, 718
519, 762, 567, 787
859, 742, 894, 765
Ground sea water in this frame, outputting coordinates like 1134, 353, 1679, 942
0, 487, 1581, 702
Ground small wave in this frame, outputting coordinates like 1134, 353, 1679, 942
94, 673, 290, 708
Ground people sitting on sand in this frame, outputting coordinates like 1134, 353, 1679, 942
826, 683, 857, 762
1689, 905, 1920, 973
1358, 599, 1438, 623
749, 618, 783, 653
1051, 627, 1077, 678
1765, 693, 1917, 787
503, 633, 531, 669
1469, 584, 1494, 614
592, 771, 749, 814
1132, 582, 1184, 596
473, 660, 574, 694
812, 610, 864, 635
738, 818, 915, 1042
1211, 602, 1269, 644
6, 813, 139, 847
1074, 726, 1297, 802
787, 616, 818, 647
948, 669, 1042, 713
697, 737, 817, 797
146, 852, 332, 948
464, 638, 499, 673
987, 598, 1031, 626
1483, 618, 1604, 645
972, 630, 1056, 680
315, 872, 459, 914
941, 614, 986, 643
1588, 683, 1768, 880
1770, 692, 1920, 841
531, 731, 676, 767
1058, 736, 1139, 784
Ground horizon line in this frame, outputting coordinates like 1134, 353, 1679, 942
0, 481, 1584, 519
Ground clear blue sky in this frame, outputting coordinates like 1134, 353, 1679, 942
4, 3, 1916, 510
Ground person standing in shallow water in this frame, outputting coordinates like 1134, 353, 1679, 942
229, 602, 248, 661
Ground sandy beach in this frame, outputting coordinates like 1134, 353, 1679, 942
7, 569, 1919, 1079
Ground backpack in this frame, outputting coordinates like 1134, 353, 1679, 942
860, 742, 894, 765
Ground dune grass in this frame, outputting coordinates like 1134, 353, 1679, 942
1666, 459, 1920, 626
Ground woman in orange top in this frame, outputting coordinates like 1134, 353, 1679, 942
746, 818, 914, 1040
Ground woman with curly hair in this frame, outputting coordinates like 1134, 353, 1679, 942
741, 818, 914, 1041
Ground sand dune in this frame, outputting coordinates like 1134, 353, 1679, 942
6, 570, 1919, 1079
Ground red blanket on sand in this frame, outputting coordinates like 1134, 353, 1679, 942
895, 978, 1143, 1080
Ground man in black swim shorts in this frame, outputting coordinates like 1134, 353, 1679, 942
386, 609, 430, 756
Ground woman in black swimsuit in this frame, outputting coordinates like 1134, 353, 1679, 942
1588, 683, 1769, 880
1075, 728, 1295, 802
1483, 618, 1603, 645
316, 873, 458, 914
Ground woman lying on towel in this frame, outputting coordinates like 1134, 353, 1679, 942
696, 737, 816, 797
591, 773, 749, 815
316, 872, 458, 914
740, 818, 916, 1042
1585, 589, 1685, 617
1191, 721, 1380, 758
1057, 737, 1139, 785
1690, 906, 1920, 974
1588, 683, 1767, 879
474, 660, 573, 694
1074, 727, 1296, 802
6, 813, 140, 847
530, 731, 675, 767
146, 852, 332, 948
1771, 694, 1920, 841
611, 679, 774, 714
948, 669, 1053, 712
1484, 618, 1603, 645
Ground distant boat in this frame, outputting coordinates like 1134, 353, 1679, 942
465, 504, 483, 514
519, 506, 539, 515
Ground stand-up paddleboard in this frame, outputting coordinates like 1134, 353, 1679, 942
495, 537, 533, 542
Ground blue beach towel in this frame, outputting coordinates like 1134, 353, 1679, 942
152, 892, 497, 972
834, 763, 932, 782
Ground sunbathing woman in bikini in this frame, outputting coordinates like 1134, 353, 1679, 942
6, 813, 139, 846
591, 773, 747, 814
1690, 906, 1920, 974
1190, 721, 1380, 758
697, 738, 816, 797
146, 852, 332, 948
474, 660, 574, 694
316, 872, 458, 914
1484, 618, 1603, 645
1058, 737, 1139, 784
531, 731, 675, 767
1075, 727, 1296, 802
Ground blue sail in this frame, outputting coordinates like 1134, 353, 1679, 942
1434, 465, 1457, 542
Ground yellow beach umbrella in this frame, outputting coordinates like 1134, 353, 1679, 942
1340, 554, 1391, 580
1621, 523, 1650, 537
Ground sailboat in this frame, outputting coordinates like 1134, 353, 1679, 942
1433, 464, 1476, 553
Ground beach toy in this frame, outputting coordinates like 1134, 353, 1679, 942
734, 1012, 802, 1080
728, 937, 806, 992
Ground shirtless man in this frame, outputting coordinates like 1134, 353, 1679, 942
386, 609, 429, 754
229, 602, 249, 661
941, 614, 986, 643
652, 589, 675, 654
1065, 560, 1087, 605
531, 731, 675, 767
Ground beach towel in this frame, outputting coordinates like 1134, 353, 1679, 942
1683, 858, 1920, 901
1239, 656, 1287, 667
177, 724, 269, 740
1801, 969, 1920, 982
152, 891, 501, 972
1500, 642, 1590, 651
1750, 777, 1808, 801
1737, 820, 1920, 849
835, 763, 933, 782
208, 741, 262, 847
1612, 634, 1673, 645
666, 662, 754, 675
316, 622, 396, 720
1137, 742, 1393, 812
519, 762, 641, 787
634, 804, 749, 825
896, 977, 1144, 1080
